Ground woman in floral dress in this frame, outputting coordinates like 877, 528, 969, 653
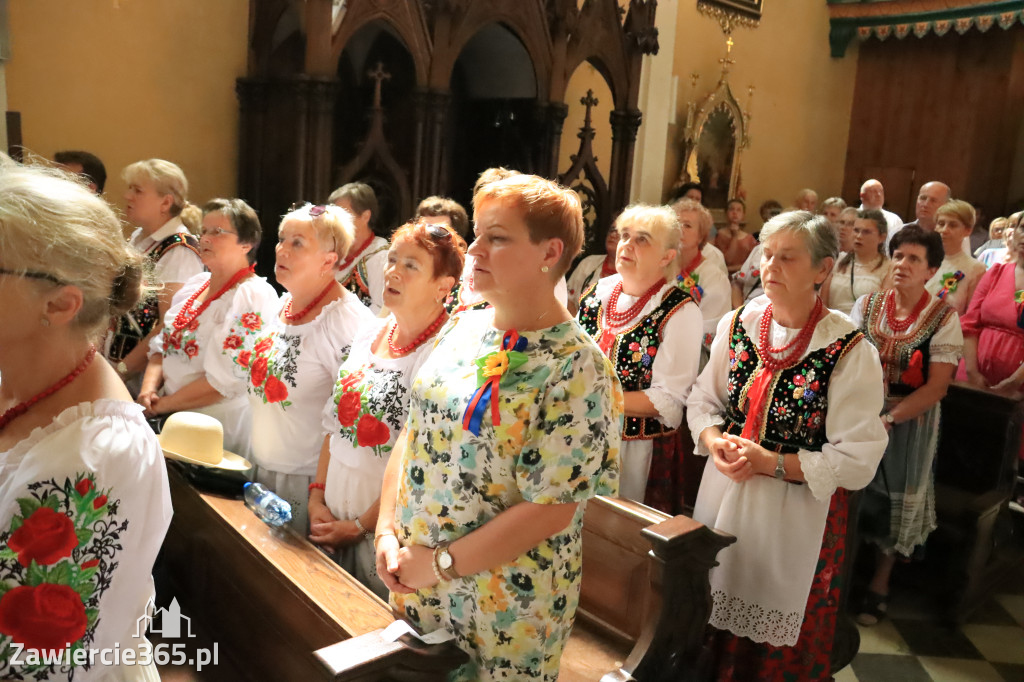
226, 204, 372, 531
374, 174, 622, 681
0, 164, 171, 680
309, 220, 463, 596
138, 199, 279, 457
851, 226, 962, 625
924, 200, 986, 315
687, 211, 887, 680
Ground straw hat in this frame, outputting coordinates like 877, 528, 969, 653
157, 412, 252, 471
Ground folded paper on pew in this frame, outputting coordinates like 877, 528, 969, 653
313, 620, 456, 676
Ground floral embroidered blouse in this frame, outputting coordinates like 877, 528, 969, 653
391, 309, 622, 682
0, 401, 172, 680
227, 291, 374, 476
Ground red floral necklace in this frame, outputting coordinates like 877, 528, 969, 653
605, 278, 666, 327
339, 234, 375, 272
740, 298, 824, 442
0, 346, 96, 432
883, 289, 930, 333
284, 280, 336, 323
387, 309, 448, 356
172, 265, 253, 339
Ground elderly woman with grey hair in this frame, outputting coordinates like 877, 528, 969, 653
687, 211, 887, 680
138, 198, 279, 458
578, 203, 703, 509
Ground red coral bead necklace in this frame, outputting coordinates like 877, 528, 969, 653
339, 234, 375, 272
605, 278, 666, 327
0, 346, 97, 432
757, 297, 824, 370
284, 279, 336, 323
387, 309, 448, 356
884, 289, 930, 333
172, 265, 253, 340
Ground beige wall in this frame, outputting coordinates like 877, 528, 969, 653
665, 1, 859, 230
5, 0, 248, 216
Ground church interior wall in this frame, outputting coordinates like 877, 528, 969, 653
4, 0, 248, 218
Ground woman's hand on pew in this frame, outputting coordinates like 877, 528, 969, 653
375, 535, 416, 594
309, 518, 364, 549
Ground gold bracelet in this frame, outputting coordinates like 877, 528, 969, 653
373, 531, 396, 549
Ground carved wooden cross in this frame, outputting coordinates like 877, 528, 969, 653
580, 89, 599, 129
367, 61, 391, 109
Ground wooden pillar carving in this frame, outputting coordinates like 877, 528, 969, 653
423, 90, 451, 196
608, 109, 643, 213
541, 102, 569, 179
235, 78, 270, 209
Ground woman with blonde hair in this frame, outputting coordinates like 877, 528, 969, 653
224, 204, 374, 531
109, 159, 204, 389
578, 204, 703, 509
0, 163, 171, 679
375, 173, 622, 681
925, 200, 986, 315
821, 208, 891, 315
138, 199, 279, 457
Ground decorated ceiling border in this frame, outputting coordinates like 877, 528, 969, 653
828, 0, 1024, 57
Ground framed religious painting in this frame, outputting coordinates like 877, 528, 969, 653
697, 0, 763, 24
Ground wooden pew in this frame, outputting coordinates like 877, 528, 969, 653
162, 466, 734, 681
929, 382, 1024, 622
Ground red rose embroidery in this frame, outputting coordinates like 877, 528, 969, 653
647, 346, 657, 357
251, 356, 268, 387
75, 479, 93, 496
183, 340, 199, 358
240, 313, 262, 331
340, 371, 364, 392
93, 495, 108, 510
188, 319, 200, 332
356, 414, 391, 448
81, 559, 99, 570
337, 391, 361, 428
237, 350, 252, 367
629, 342, 640, 351
739, 350, 749, 361
793, 375, 805, 386
264, 375, 289, 404
254, 337, 273, 356
0, 584, 87, 652
8, 507, 79, 567
223, 335, 243, 350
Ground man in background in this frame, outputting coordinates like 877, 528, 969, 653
55, 150, 106, 195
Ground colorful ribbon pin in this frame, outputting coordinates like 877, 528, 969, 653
462, 330, 528, 436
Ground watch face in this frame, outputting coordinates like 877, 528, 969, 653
439, 551, 453, 570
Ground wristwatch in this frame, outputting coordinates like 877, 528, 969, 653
436, 543, 458, 579
774, 452, 786, 480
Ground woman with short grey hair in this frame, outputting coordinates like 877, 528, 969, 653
687, 210, 887, 679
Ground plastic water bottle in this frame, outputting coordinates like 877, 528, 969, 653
243, 482, 292, 527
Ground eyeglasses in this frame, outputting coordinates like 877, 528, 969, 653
199, 227, 238, 238
289, 202, 328, 218
425, 222, 453, 242
0, 267, 65, 285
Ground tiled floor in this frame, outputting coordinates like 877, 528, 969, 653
836, 567, 1024, 682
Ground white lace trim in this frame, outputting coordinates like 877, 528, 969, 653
1, 400, 144, 462
709, 590, 804, 647
644, 387, 682, 429
688, 413, 724, 456
798, 449, 838, 503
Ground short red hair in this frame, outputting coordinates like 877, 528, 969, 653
390, 219, 466, 280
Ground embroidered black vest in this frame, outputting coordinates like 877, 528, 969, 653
341, 243, 388, 308
860, 292, 955, 397
443, 279, 490, 315
108, 233, 199, 361
579, 283, 693, 440
722, 306, 864, 453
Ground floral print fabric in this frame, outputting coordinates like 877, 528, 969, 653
391, 310, 622, 681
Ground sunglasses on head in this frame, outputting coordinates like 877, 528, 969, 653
289, 202, 328, 218
424, 222, 453, 242
0, 267, 65, 286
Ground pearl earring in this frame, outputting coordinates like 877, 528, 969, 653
541, 266, 550, 273
40, 316, 50, 327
